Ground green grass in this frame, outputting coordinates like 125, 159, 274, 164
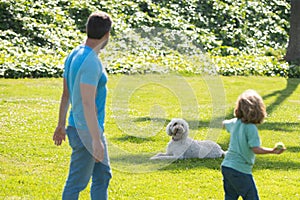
0, 76, 299, 199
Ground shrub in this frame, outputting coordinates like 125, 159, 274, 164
1, 0, 298, 78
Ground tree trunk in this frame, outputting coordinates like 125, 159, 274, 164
285, 0, 300, 64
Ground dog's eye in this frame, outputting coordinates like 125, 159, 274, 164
173, 122, 177, 126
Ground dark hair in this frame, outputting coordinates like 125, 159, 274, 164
234, 89, 266, 124
86, 12, 112, 39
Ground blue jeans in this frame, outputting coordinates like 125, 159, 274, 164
63, 126, 112, 200
221, 166, 259, 200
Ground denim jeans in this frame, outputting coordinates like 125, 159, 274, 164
221, 166, 259, 200
62, 126, 112, 200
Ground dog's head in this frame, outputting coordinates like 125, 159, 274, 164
166, 118, 189, 141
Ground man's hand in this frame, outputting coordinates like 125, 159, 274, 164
93, 139, 104, 162
53, 126, 66, 146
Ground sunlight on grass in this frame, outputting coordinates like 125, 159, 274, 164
0, 76, 299, 199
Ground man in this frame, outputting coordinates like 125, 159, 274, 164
53, 12, 112, 200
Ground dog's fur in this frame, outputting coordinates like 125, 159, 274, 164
150, 118, 225, 160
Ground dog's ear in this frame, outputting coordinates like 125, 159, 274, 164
180, 119, 189, 134
166, 120, 173, 135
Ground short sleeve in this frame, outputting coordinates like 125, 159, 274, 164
80, 55, 102, 86
223, 118, 237, 133
63, 54, 72, 79
246, 124, 261, 148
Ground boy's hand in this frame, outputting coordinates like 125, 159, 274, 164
53, 126, 66, 146
273, 142, 286, 154
273, 147, 286, 154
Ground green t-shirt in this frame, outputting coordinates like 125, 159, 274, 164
221, 118, 261, 174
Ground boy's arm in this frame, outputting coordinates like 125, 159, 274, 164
222, 119, 232, 130
53, 78, 69, 146
252, 146, 285, 154
80, 83, 104, 162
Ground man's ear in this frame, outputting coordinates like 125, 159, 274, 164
103, 31, 110, 39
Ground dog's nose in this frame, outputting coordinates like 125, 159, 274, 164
173, 127, 178, 133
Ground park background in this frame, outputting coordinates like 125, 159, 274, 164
1, 0, 300, 199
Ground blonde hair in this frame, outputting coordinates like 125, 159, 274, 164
234, 89, 266, 124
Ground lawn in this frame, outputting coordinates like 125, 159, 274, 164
0, 75, 299, 199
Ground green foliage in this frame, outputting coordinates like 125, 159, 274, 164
213, 55, 291, 77
1, 0, 299, 78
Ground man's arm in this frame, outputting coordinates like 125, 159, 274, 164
53, 78, 69, 146
80, 83, 104, 162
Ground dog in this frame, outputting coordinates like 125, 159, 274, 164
150, 118, 225, 160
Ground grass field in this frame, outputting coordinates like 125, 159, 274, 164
0, 75, 299, 199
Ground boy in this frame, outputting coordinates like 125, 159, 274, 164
221, 89, 285, 200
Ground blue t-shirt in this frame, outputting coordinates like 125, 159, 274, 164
221, 118, 261, 174
63, 45, 107, 132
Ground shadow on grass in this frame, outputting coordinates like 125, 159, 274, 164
284, 146, 300, 153
110, 152, 300, 173
260, 122, 300, 132
263, 78, 300, 114
133, 117, 225, 130
133, 117, 299, 133
109, 153, 224, 173
113, 135, 154, 143
255, 157, 300, 170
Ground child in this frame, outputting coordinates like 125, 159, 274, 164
221, 89, 285, 200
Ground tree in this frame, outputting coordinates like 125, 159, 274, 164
285, 0, 300, 64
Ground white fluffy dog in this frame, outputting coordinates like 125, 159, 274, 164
150, 118, 225, 160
